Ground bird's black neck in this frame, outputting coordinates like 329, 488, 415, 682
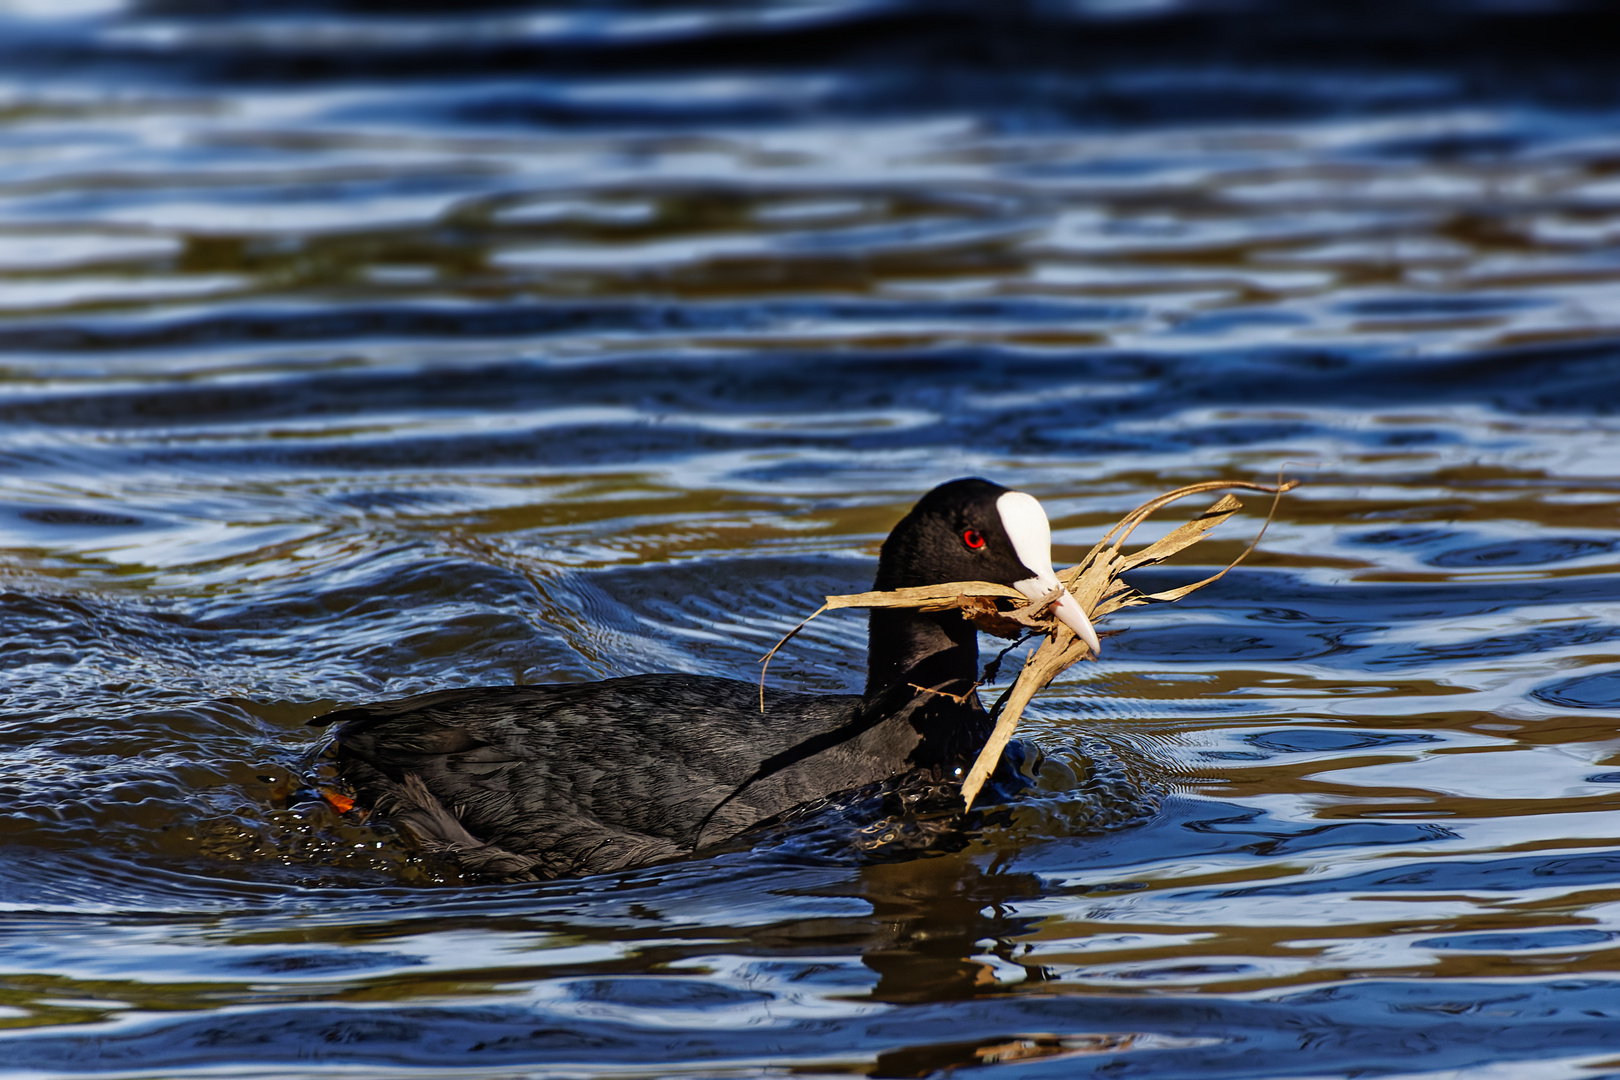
863, 606, 991, 768
863, 606, 979, 700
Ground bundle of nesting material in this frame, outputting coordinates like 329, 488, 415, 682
762, 478, 1298, 810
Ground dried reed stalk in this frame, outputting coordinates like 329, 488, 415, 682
760, 478, 1298, 810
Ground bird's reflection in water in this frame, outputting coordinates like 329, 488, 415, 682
851, 854, 1147, 1078
855, 853, 1048, 1004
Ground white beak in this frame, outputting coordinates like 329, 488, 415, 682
1013, 575, 1100, 654
997, 491, 1102, 655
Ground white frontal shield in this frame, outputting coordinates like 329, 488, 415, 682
995, 490, 1101, 655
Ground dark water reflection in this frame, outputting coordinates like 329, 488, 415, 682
5, 1, 1620, 1077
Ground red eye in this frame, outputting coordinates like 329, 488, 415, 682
962, 528, 986, 550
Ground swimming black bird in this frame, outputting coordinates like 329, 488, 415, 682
312, 478, 1098, 879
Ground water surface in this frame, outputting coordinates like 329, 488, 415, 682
4, 2, 1620, 1077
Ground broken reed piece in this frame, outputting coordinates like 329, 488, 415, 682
759, 477, 1299, 811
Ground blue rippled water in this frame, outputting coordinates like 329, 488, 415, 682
4, 1, 1620, 1077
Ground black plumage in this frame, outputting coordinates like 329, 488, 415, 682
312, 477, 1083, 879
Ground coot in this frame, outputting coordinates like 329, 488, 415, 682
313, 478, 1098, 879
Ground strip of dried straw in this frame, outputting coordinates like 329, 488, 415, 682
760, 477, 1297, 810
